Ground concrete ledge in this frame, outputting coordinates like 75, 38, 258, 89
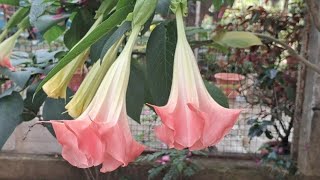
0, 152, 318, 180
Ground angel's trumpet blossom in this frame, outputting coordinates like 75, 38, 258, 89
65, 38, 123, 118
43, 15, 103, 99
150, 6, 241, 150
50, 27, 144, 172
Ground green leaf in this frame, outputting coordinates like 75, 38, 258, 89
226, 0, 235, 7
0, 67, 31, 88
64, 9, 94, 49
212, 0, 234, 11
265, 130, 273, 139
29, 0, 52, 25
42, 89, 74, 136
0, 92, 24, 148
35, 3, 135, 96
248, 124, 264, 138
156, 0, 170, 17
213, 31, 263, 48
116, 0, 134, 10
126, 62, 145, 123
146, 21, 176, 106
204, 81, 229, 108
34, 49, 60, 64
89, 30, 115, 64
99, 21, 131, 61
212, 0, 223, 11
95, 0, 118, 18
43, 25, 65, 43
148, 165, 168, 179
209, 42, 229, 53
33, 14, 70, 33
0, 87, 14, 99
22, 82, 47, 121
0, 0, 19, 6
132, 0, 158, 27
5, 7, 30, 29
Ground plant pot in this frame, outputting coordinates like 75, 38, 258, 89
214, 73, 245, 99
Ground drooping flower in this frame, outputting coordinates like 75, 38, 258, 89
43, 50, 89, 99
0, 29, 23, 71
43, 15, 103, 99
50, 27, 144, 172
65, 38, 123, 118
150, 5, 241, 151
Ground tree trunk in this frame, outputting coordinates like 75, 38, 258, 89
297, 2, 320, 176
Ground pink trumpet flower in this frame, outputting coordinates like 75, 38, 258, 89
150, 7, 241, 151
50, 27, 144, 173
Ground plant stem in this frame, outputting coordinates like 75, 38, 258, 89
255, 33, 320, 74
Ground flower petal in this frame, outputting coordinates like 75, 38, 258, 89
154, 124, 174, 148
51, 121, 90, 168
100, 109, 144, 167
64, 120, 105, 166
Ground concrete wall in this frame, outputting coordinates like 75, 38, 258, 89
2, 119, 61, 154
0, 153, 284, 180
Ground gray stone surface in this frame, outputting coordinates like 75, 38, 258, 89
0, 153, 280, 180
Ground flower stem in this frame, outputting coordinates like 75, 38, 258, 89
122, 26, 141, 56
175, 6, 187, 43
0, 29, 8, 42
255, 33, 320, 74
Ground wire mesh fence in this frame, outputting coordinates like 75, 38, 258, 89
4, 39, 292, 155
129, 87, 274, 154
128, 50, 293, 154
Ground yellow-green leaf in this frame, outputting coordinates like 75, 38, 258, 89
213, 31, 262, 48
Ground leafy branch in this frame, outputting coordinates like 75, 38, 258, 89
255, 33, 320, 75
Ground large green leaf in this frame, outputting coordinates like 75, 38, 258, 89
116, 0, 134, 10
0, 67, 31, 88
98, 21, 131, 61
213, 31, 262, 48
156, 0, 170, 17
43, 25, 65, 43
0, 0, 19, 6
146, 21, 176, 106
126, 62, 145, 123
64, 9, 94, 49
0, 92, 24, 149
212, 0, 223, 11
204, 81, 229, 108
0, 87, 14, 99
33, 14, 70, 33
146, 21, 229, 108
5, 7, 30, 29
42, 89, 74, 136
22, 82, 47, 121
35, 2, 135, 96
89, 29, 116, 64
42, 94, 73, 121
